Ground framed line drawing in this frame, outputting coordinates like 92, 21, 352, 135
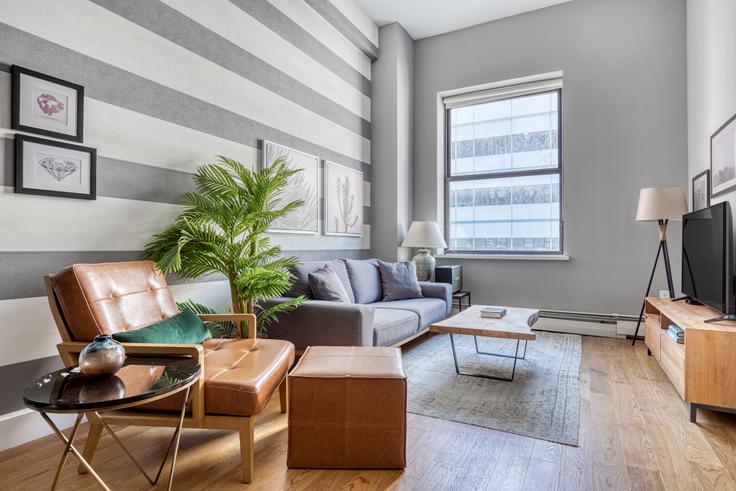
324, 160, 363, 237
15, 134, 96, 200
692, 169, 710, 211
11, 65, 84, 142
261, 140, 319, 234
711, 112, 736, 198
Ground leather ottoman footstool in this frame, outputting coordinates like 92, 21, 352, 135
287, 346, 407, 469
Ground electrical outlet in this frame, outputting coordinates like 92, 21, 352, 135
659, 290, 670, 298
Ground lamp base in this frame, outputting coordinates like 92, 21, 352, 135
412, 249, 435, 281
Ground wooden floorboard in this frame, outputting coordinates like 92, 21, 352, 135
2, 337, 736, 490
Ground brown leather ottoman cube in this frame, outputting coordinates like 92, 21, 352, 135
287, 346, 407, 469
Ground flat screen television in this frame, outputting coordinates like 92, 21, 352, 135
681, 201, 735, 321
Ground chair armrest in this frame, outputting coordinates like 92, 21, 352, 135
56, 341, 206, 421
57, 341, 204, 366
419, 282, 453, 315
198, 313, 257, 341
262, 297, 375, 350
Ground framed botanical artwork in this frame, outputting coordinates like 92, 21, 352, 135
261, 140, 319, 234
711, 112, 736, 198
15, 134, 96, 200
324, 160, 363, 237
692, 169, 710, 211
11, 65, 84, 142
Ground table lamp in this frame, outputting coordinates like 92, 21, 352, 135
631, 186, 688, 345
401, 221, 448, 281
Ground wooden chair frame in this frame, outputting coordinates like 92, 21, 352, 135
44, 276, 288, 483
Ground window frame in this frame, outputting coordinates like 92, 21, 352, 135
444, 86, 564, 255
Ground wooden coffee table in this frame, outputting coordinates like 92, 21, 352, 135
430, 304, 539, 381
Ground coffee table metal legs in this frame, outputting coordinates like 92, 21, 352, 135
474, 336, 528, 360
41, 386, 190, 491
449, 334, 525, 382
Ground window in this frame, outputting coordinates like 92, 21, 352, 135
444, 80, 562, 254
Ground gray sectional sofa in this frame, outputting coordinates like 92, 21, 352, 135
264, 258, 452, 350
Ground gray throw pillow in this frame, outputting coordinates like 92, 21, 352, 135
343, 259, 382, 304
308, 265, 353, 303
377, 260, 423, 301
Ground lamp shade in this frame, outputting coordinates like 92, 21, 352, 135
635, 187, 688, 222
401, 221, 448, 248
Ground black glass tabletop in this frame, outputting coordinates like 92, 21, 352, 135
23, 356, 200, 413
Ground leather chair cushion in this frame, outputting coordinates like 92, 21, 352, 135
142, 338, 295, 417
49, 261, 179, 341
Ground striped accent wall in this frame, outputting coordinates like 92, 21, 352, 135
0, 0, 377, 450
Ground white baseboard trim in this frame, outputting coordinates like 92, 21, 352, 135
0, 408, 78, 452
534, 317, 624, 338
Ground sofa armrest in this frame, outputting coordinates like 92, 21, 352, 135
419, 282, 453, 315
262, 298, 375, 350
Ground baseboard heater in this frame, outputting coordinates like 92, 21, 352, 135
536, 310, 640, 338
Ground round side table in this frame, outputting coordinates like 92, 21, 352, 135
23, 356, 200, 491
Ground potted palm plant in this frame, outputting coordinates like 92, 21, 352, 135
145, 156, 305, 337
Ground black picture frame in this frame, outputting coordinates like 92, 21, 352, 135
692, 169, 710, 211
15, 134, 97, 200
11, 65, 84, 142
710, 112, 736, 199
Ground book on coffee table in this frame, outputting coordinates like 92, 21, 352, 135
480, 307, 506, 319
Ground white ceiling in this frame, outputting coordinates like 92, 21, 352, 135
353, 0, 572, 40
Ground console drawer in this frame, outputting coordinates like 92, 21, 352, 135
645, 317, 661, 362
660, 333, 685, 399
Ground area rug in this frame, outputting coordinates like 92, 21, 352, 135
403, 331, 582, 445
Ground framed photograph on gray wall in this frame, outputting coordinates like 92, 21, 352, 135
15, 134, 96, 200
324, 161, 363, 237
711, 112, 736, 198
261, 140, 319, 234
692, 169, 710, 211
11, 65, 84, 142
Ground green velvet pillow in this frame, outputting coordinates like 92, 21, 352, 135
112, 309, 212, 344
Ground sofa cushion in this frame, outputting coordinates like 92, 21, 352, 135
308, 266, 352, 303
343, 259, 382, 304
377, 260, 423, 301
372, 308, 419, 346
286, 260, 355, 303
371, 298, 447, 330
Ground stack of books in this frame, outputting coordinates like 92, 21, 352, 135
480, 307, 506, 319
667, 324, 684, 344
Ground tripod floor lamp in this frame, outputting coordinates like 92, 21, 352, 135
632, 187, 688, 346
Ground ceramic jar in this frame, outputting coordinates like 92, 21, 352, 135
78, 335, 126, 377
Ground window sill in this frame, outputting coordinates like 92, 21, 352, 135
438, 253, 570, 261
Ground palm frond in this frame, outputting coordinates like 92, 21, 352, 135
145, 155, 306, 334
255, 295, 305, 331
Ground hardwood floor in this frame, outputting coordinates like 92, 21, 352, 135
2, 336, 736, 490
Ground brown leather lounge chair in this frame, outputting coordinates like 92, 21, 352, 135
44, 261, 295, 483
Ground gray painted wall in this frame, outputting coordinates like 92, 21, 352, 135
687, 0, 736, 213
412, 0, 688, 315
371, 22, 414, 261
